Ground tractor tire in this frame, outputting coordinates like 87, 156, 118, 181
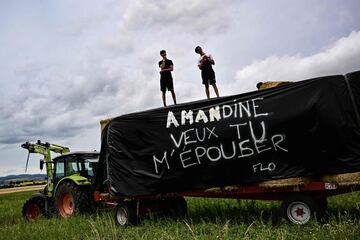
115, 201, 138, 226
55, 182, 93, 218
22, 196, 45, 221
281, 194, 322, 225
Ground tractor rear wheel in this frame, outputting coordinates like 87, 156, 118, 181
55, 182, 92, 218
22, 196, 45, 221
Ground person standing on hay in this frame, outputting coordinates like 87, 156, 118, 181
195, 46, 220, 99
159, 49, 177, 107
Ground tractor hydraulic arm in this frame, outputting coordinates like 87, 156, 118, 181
21, 140, 70, 197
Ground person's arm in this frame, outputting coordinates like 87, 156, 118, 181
161, 65, 173, 72
168, 64, 174, 72
208, 58, 215, 65
207, 54, 215, 65
198, 55, 214, 69
198, 56, 207, 69
160, 61, 173, 72
159, 59, 166, 70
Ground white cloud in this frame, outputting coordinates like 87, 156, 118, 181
232, 31, 360, 92
120, 0, 231, 36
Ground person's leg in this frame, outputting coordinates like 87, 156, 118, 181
170, 90, 177, 105
162, 91, 166, 107
167, 78, 176, 105
204, 84, 210, 99
160, 78, 166, 106
212, 82, 220, 97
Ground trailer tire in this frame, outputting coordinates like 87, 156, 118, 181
115, 201, 138, 226
22, 196, 45, 221
316, 197, 328, 214
281, 194, 321, 225
55, 182, 92, 218
169, 197, 188, 219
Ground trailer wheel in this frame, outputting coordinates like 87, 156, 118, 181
115, 201, 138, 226
22, 196, 45, 221
281, 195, 321, 225
55, 182, 92, 218
316, 198, 328, 213
169, 197, 188, 218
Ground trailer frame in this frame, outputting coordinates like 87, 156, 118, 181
93, 180, 360, 225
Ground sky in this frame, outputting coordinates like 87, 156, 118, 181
0, 0, 360, 176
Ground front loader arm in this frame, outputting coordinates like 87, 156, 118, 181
21, 141, 70, 155
21, 141, 70, 197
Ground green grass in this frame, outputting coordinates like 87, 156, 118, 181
0, 191, 360, 240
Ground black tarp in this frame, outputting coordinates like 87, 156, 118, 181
96, 71, 360, 196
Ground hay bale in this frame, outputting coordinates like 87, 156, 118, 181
100, 118, 112, 140
201, 172, 360, 193
321, 172, 360, 186
258, 81, 292, 90
256, 176, 315, 188
204, 187, 223, 193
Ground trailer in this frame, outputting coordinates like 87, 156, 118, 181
94, 71, 360, 225
93, 173, 360, 225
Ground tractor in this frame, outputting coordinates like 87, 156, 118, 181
21, 140, 99, 221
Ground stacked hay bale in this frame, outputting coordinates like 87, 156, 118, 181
258, 81, 292, 90
100, 118, 112, 140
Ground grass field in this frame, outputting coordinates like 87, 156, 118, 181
0, 190, 359, 240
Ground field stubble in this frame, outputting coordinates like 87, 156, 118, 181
0, 191, 359, 240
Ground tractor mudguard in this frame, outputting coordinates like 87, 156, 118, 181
54, 174, 91, 193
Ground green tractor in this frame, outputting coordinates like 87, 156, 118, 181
21, 140, 99, 221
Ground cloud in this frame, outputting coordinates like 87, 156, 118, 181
120, 0, 232, 36
1, 1, 359, 151
2, 30, 359, 146
0, 59, 123, 144
232, 31, 360, 92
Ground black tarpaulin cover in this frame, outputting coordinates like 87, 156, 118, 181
97, 71, 360, 196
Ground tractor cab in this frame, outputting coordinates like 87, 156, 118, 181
53, 151, 99, 186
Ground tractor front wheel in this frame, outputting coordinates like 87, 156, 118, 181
22, 196, 45, 221
55, 182, 92, 218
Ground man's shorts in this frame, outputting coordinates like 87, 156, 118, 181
160, 77, 174, 92
201, 69, 216, 85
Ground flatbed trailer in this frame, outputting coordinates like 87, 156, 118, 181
94, 71, 360, 226
93, 177, 360, 225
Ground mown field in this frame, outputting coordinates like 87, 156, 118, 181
0, 190, 359, 240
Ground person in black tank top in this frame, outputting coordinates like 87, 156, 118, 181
158, 50, 177, 107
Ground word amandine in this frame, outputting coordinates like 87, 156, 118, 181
166, 98, 268, 128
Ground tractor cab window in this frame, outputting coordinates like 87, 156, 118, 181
79, 155, 99, 177
65, 156, 79, 176
84, 161, 94, 176
55, 159, 65, 178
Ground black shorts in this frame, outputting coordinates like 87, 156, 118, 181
160, 77, 174, 92
201, 70, 216, 85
